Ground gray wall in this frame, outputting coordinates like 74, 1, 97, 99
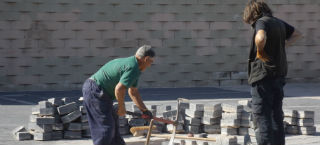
0, 0, 319, 91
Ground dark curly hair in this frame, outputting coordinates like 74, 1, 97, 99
243, 0, 273, 24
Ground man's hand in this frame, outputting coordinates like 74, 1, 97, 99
142, 110, 153, 119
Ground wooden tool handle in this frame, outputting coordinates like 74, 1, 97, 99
151, 134, 216, 142
153, 117, 176, 125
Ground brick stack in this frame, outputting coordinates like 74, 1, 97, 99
237, 100, 252, 136
13, 97, 90, 141
185, 103, 204, 134
12, 126, 32, 140
220, 104, 243, 135
202, 103, 222, 134
118, 116, 129, 135
284, 110, 316, 135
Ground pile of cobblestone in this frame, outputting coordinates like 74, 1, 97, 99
13, 97, 90, 140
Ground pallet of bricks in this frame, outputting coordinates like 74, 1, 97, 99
12, 97, 90, 140
284, 109, 316, 135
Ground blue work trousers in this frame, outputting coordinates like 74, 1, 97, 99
82, 79, 125, 145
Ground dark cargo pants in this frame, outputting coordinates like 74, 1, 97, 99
82, 79, 125, 145
251, 77, 286, 145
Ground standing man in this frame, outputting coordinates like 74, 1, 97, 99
82, 45, 155, 145
243, 0, 302, 145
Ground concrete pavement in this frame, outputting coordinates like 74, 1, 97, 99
0, 83, 319, 145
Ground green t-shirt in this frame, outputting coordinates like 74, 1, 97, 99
90, 56, 141, 100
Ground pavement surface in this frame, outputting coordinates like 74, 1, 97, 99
0, 83, 319, 145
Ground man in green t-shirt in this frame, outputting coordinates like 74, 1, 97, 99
82, 45, 155, 145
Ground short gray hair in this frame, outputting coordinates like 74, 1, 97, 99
135, 45, 155, 58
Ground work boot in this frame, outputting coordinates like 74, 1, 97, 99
244, 134, 253, 145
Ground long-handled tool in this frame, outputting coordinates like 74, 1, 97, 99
126, 111, 176, 145
126, 111, 176, 125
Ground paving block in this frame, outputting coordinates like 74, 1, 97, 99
15, 132, 33, 140
61, 110, 82, 124
52, 123, 63, 131
286, 125, 299, 134
241, 111, 251, 120
297, 110, 314, 119
28, 123, 52, 133
238, 127, 249, 135
202, 116, 221, 125
284, 117, 298, 125
67, 123, 82, 131
12, 126, 27, 136
61, 97, 73, 105
283, 109, 298, 117
57, 102, 78, 115
222, 112, 242, 120
185, 116, 201, 126
298, 126, 316, 135
204, 103, 222, 112
166, 105, 171, 111
238, 100, 251, 108
185, 140, 197, 145
33, 132, 52, 141
48, 98, 64, 107
81, 122, 89, 130
39, 101, 53, 108
119, 126, 130, 135
163, 110, 177, 118
128, 118, 146, 126
39, 108, 55, 116
166, 124, 185, 133
185, 109, 203, 118
36, 116, 55, 125
186, 125, 200, 134
189, 103, 204, 111
64, 131, 82, 139
119, 118, 128, 127
221, 127, 238, 135
82, 129, 91, 138
203, 110, 222, 118
297, 118, 314, 127
203, 124, 221, 134
221, 119, 240, 128
240, 119, 250, 128
51, 131, 63, 140
215, 135, 238, 145
222, 104, 243, 113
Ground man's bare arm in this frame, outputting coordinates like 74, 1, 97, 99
115, 82, 127, 116
128, 87, 147, 112
286, 29, 303, 47
255, 29, 269, 62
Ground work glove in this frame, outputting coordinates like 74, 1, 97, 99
142, 110, 153, 120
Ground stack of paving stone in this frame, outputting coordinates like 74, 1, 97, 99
118, 116, 130, 135
13, 97, 91, 141
284, 110, 316, 135
220, 104, 243, 136
184, 103, 204, 134
237, 100, 252, 136
163, 106, 183, 133
202, 103, 222, 134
